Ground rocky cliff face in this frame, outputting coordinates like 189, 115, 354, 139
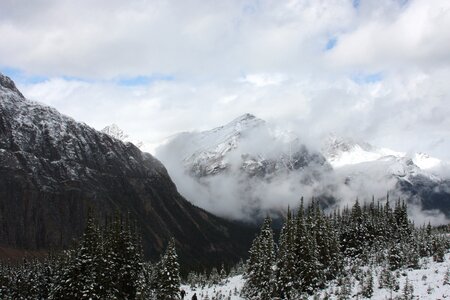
0, 73, 253, 267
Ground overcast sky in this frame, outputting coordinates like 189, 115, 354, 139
1, 0, 450, 158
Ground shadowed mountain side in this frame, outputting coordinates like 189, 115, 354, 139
0, 73, 256, 269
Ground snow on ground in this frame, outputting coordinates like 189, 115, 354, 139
181, 253, 450, 299
318, 253, 450, 300
182, 275, 245, 300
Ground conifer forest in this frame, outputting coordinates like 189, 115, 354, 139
1, 197, 448, 299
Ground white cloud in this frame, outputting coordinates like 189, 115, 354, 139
240, 73, 288, 87
0, 0, 355, 79
326, 0, 450, 71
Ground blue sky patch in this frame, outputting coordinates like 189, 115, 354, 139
116, 74, 175, 86
351, 72, 383, 84
0, 67, 174, 87
325, 37, 337, 51
0, 67, 48, 84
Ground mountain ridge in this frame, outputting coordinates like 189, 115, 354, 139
155, 114, 450, 222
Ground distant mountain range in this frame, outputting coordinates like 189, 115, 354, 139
0, 73, 255, 267
151, 114, 450, 222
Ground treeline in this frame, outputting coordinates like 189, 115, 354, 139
0, 213, 181, 300
242, 197, 449, 299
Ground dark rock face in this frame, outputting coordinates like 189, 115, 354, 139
398, 176, 450, 218
0, 74, 254, 267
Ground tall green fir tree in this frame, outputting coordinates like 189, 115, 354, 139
274, 208, 297, 299
154, 238, 181, 300
50, 212, 105, 299
242, 216, 276, 300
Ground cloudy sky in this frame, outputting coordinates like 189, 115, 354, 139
1, 0, 450, 158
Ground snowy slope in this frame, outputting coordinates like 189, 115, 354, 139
182, 275, 245, 300
182, 253, 450, 299
323, 135, 405, 168
322, 134, 444, 183
101, 123, 144, 149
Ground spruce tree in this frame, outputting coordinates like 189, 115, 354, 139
242, 217, 275, 300
50, 212, 105, 299
274, 208, 297, 298
154, 238, 180, 300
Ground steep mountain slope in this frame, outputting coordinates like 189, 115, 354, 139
0, 73, 254, 267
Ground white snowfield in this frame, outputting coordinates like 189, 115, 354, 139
323, 134, 447, 182
181, 253, 450, 299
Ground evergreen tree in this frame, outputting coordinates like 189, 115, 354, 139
361, 270, 373, 298
105, 214, 143, 298
402, 277, 414, 300
242, 217, 275, 300
274, 208, 297, 298
50, 212, 105, 299
154, 238, 180, 300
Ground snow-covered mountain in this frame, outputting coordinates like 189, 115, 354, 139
101, 123, 144, 149
162, 113, 329, 178
156, 113, 332, 220
156, 114, 450, 222
322, 134, 443, 183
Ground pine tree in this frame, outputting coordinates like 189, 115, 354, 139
209, 267, 220, 285
50, 212, 105, 299
402, 277, 414, 300
92, 212, 145, 298
361, 270, 373, 298
242, 217, 275, 300
274, 208, 297, 298
154, 238, 180, 300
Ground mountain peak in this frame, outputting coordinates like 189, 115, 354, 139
101, 123, 145, 149
225, 113, 265, 129
0, 73, 24, 98
230, 113, 257, 123
102, 123, 129, 141
238, 113, 256, 120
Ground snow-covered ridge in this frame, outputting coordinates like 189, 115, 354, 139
322, 134, 445, 183
0, 73, 24, 98
0, 72, 167, 178
101, 124, 144, 149
413, 152, 442, 170
156, 114, 450, 221
323, 134, 405, 168
183, 113, 265, 160
159, 113, 328, 178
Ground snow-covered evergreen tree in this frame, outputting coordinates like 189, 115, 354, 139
274, 208, 297, 298
50, 212, 105, 299
154, 238, 181, 300
242, 217, 275, 300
